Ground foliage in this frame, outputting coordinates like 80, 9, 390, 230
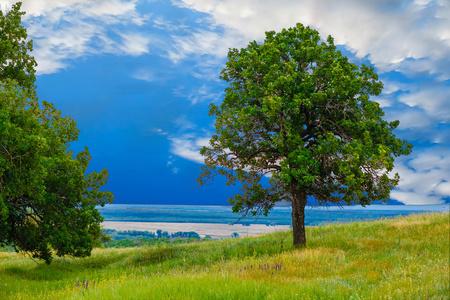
156, 229, 170, 239
0, 2, 114, 264
103, 236, 202, 248
171, 231, 200, 239
103, 229, 157, 241
103, 229, 201, 244
0, 213, 448, 299
0, 2, 36, 93
103, 238, 164, 249
199, 23, 412, 246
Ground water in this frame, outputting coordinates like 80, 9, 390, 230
98, 204, 449, 226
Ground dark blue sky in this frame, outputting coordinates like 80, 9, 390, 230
6, 0, 450, 205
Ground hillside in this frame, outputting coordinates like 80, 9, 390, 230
1, 212, 448, 299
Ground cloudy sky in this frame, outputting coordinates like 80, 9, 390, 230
2, 0, 449, 205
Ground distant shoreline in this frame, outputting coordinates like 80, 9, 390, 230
99, 204, 449, 210
102, 221, 291, 239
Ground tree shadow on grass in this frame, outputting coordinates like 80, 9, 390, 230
4, 266, 68, 282
3, 250, 131, 282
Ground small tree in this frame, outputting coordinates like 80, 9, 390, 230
0, 2, 114, 264
199, 24, 412, 247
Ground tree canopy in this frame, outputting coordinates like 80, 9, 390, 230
199, 23, 412, 246
0, 2, 114, 264
0, 2, 36, 92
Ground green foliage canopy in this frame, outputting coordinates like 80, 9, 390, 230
0, 2, 36, 92
199, 24, 412, 246
0, 2, 114, 264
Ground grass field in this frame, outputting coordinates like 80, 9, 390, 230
1, 212, 448, 299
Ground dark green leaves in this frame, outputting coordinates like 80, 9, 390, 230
0, 2, 36, 93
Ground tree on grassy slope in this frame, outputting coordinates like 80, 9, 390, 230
0, 2, 114, 264
198, 24, 412, 247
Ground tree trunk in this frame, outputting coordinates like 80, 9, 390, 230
291, 187, 307, 247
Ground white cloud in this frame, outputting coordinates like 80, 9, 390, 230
153, 128, 168, 135
432, 127, 450, 144
189, 58, 224, 81
168, 29, 246, 63
176, 0, 450, 79
1, 0, 151, 74
1, 0, 85, 17
390, 190, 443, 205
371, 80, 406, 108
382, 82, 401, 95
152, 15, 188, 31
27, 18, 101, 74
390, 148, 450, 204
394, 109, 434, 130
118, 32, 151, 56
399, 85, 450, 123
82, 1, 141, 22
16, 0, 143, 23
373, 98, 391, 108
174, 84, 223, 105
31, 47, 69, 75
169, 134, 210, 164
409, 150, 450, 172
133, 70, 155, 82
435, 182, 450, 197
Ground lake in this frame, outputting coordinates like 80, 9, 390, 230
98, 204, 449, 226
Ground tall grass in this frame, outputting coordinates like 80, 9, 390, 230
1, 212, 448, 299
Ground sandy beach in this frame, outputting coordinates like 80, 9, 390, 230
102, 221, 291, 238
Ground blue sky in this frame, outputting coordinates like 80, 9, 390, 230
2, 0, 449, 205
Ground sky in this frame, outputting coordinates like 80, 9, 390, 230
1, 0, 449, 206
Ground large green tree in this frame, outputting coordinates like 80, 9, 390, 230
199, 24, 412, 247
0, 2, 114, 264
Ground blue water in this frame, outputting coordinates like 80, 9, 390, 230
98, 204, 449, 226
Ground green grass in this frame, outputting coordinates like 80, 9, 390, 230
1, 212, 448, 299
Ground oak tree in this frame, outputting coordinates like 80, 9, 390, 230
199, 24, 412, 246
0, 2, 114, 263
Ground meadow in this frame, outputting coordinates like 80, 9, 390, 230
0, 212, 448, 299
